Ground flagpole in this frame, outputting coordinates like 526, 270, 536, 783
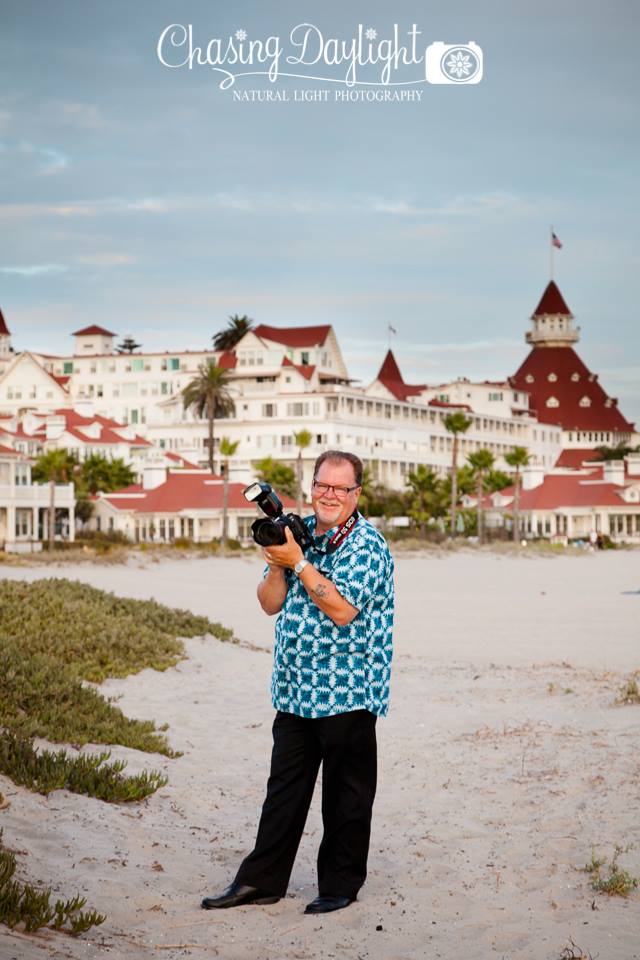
550, 225, 553, 279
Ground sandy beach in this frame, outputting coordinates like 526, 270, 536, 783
1, 549, 639, 960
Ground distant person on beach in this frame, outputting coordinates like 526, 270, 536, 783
202, 450, 395, 915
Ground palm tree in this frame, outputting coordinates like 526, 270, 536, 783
293, 429, 313, 515
443, 412, 472, 536
33, 449, 77, 550
359, 465, 375, 518
467, 449, 495, 544
212, 314, 254, 351
219, 437, 239, 550
504, 446, 531, 542
182, 361, 235, 473
405, 465, 444, 539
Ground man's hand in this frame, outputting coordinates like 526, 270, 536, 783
263, 526, 304, 569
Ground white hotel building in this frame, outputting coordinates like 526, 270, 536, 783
0, 313, 563, 491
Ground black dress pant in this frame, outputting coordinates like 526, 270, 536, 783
235, 708, 377, 900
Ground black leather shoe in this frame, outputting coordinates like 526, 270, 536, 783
201, 882, 280, 909
304, 895, 354, 914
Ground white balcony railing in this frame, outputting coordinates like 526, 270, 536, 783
0, 483, 75, 506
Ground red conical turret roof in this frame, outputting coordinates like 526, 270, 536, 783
375, 349, 425, 401
0, 308, 10, 336
532, 280, 572, 317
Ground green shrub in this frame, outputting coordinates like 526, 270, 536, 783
0, 830, 105, 935
225, 538, 242, 551
0, 578, 235, 754
172, 537, 192, 549
584, 845, 639, 896
0, 578, 233, 682
0, 732, 167, 802
76, 530, 130, 545
0, 640, 177, 755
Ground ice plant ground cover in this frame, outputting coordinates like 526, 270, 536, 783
0, 579, 236, 939
0, 578, 235, 753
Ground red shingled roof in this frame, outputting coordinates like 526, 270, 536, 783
518, 474, 628, 509
512, 346, 634, 432
254, 324, 331, 348
428, 398, 473, 411
375, 350, 425, 401
554, 448, 602, 468
0, 308, 10, 336
532, 280, 573, 317
47, 409, 151, 446
217, 350, 237, 369
0, 443, 20, 457
282, 357, 316, 380
100, 471, 298, 514
72, 324, 116, 337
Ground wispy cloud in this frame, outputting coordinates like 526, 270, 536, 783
0, 138, 69, 175
75, 253, 135, 267
58, 101, 104, 129
367, 192, 534, 218
0, 263, 67, 276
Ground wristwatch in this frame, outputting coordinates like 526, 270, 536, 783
294, 559, 309, 576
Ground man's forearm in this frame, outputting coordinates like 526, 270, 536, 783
257, 566, 288, 615
298, 563, 358, 627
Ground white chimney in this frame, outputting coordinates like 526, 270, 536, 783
625, 453, 640, 477
522, 465, 545, 490
45, 415, 66, 441
602, 460, 625, 485
142, 456, 168, 490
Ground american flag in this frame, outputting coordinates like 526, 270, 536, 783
388, 323, 397, 335
551, 231, 563, 249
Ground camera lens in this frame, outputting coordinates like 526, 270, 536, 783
252, 519, 286, 547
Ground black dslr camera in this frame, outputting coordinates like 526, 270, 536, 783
243, 480, 313, 550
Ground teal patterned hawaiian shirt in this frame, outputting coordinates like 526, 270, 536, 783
268, 513, 394, 719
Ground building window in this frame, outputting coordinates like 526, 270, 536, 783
571, 372, 580, 381
525, 374, 534, 383
286, 402, 308, 416
546, 396, 559, 408
300, 351, 310, 366
132, 358, 144, 372
579, 396, 592, 407
547, 372, 557, 382
262, 403, 277, 417
489, 392, 503, 402
63, 361, 74, 374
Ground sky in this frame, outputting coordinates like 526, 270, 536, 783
1, 0, 639, 425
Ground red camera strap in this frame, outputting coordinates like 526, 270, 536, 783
326, 509, 360, 554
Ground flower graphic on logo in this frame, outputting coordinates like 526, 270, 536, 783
235, 29, 247, 41
365, 28, 377, 40
444, 50, 473, 79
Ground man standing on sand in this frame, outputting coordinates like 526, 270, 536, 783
202, 450, 394, 915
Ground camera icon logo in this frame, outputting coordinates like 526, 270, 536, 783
425, 42, 483, 84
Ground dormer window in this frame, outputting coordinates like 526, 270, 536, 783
571, 372, 580, 382
547, 372, 557, 382
546, 396, 559, 408
525, 374, 534, 383
605, 398, 612, 407
579, 396, 591, 407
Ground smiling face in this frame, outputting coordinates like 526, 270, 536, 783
311, 458, 361, 535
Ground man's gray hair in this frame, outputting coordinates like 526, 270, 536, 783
313, 450, 363, 487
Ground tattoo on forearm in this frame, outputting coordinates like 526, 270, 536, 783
312, 582, 329, 599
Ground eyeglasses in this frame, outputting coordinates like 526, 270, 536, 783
312, 481, 360, 499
